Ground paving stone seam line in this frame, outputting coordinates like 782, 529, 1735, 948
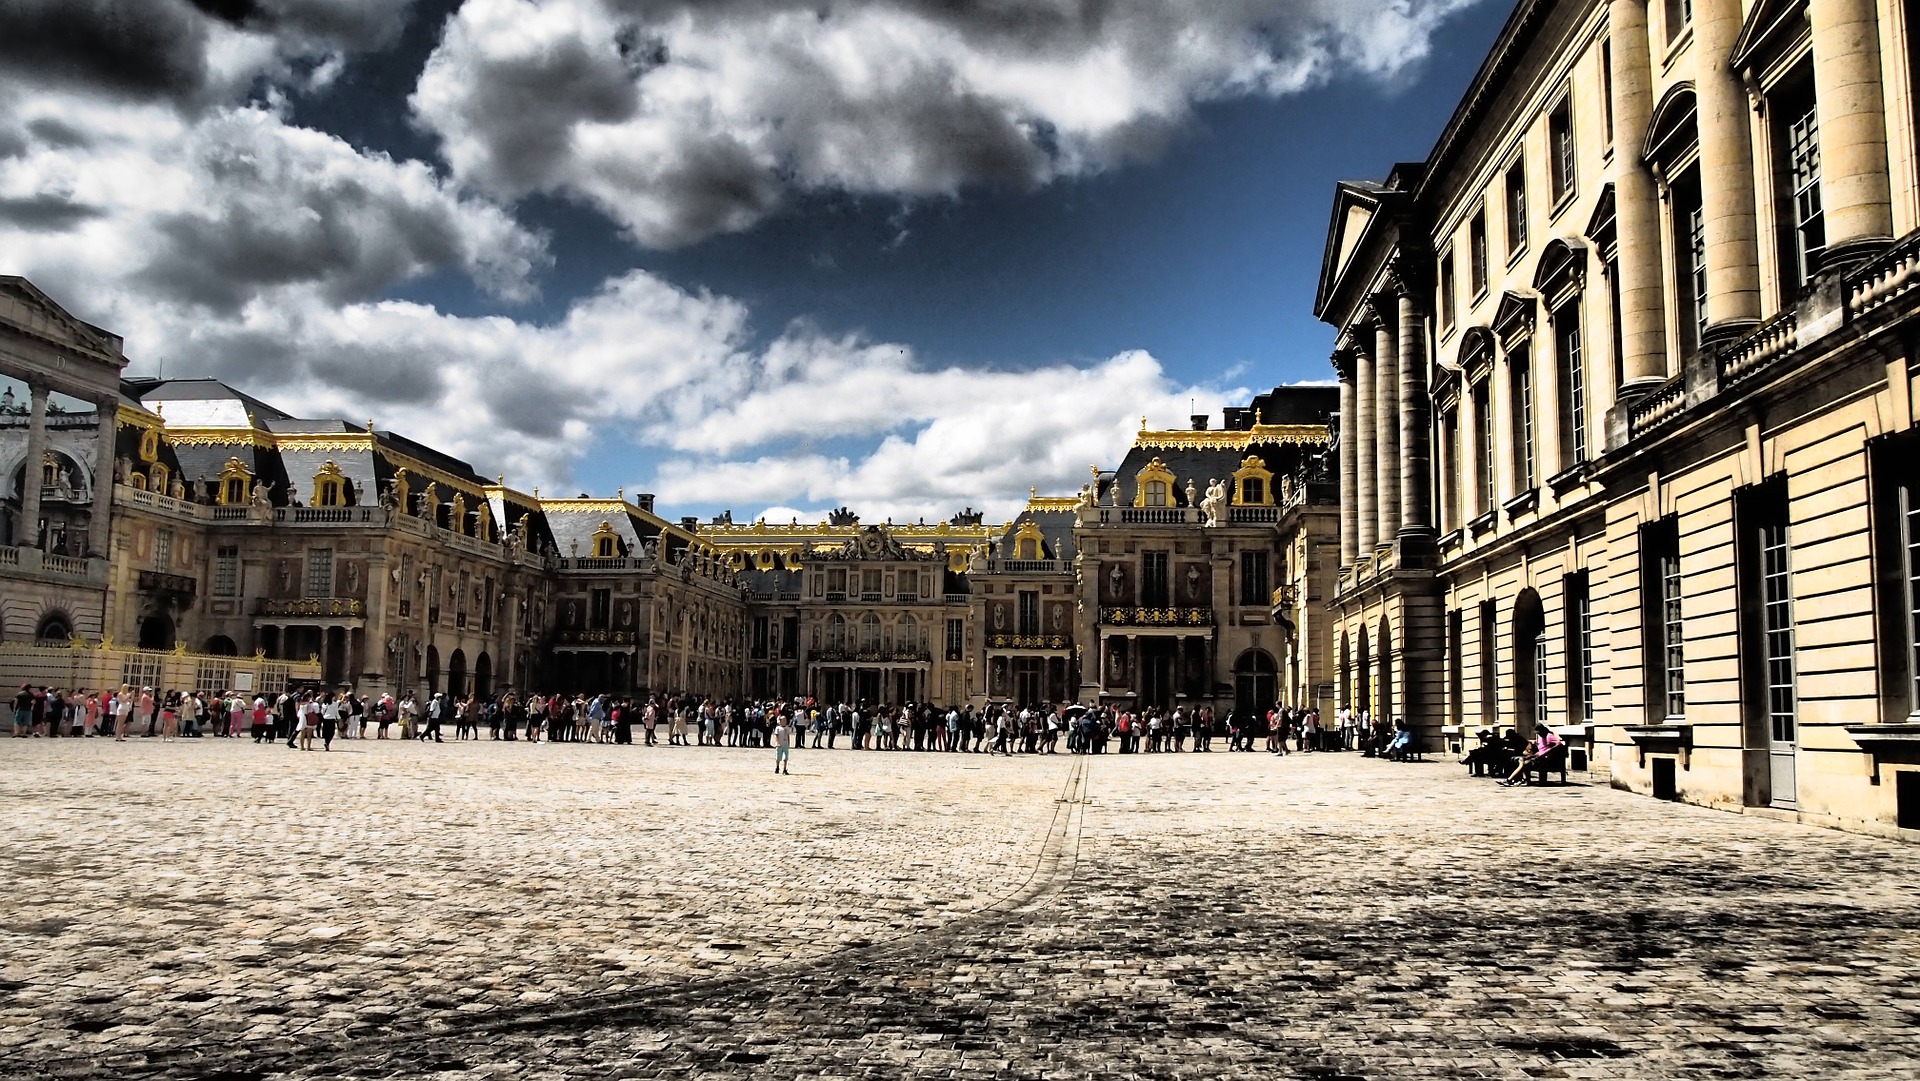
40, 756, 1093, 1081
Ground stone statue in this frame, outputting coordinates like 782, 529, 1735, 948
115, 456, 131, 483
1185, 479, 1198, 510
1075, 483, 1094, 510
251, 480, 271, 511
285, 481, 301, 507
1201, 478, 1228, 527
967, 544, 988, 574
168, 476, 185, 500
379, 482, 400, 510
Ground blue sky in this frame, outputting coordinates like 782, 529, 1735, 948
0, 0, 1511, 522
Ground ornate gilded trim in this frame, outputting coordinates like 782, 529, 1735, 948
1133, 423, 1332, 451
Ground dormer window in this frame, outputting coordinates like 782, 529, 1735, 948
149, 463, 169, 494
313, 461, 345, 508
1145, 481, 1169, 507
1242, 478, 1265, 504
590, 520, 621, 558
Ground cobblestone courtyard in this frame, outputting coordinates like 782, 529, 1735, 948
3, 739, 1917, 1080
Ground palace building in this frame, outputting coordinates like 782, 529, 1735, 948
2, 274, 1341, 716
1320, 0, 1920, 836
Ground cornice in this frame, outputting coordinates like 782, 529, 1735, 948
1134, 424, 1332, 451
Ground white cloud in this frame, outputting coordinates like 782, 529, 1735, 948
413, 0, 1492, 247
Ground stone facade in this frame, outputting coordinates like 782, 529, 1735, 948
1, 280, 1343, 715
1321, 0, 1920, 837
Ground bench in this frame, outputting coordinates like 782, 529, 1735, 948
1525, 745, 1570, 785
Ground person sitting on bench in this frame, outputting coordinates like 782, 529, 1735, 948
1460, 729, 1502, 776
1500, 724, 1564, 786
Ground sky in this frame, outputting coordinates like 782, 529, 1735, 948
0, 0, 1513, 524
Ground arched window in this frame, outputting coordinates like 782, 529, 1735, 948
313, 461, 345, 508
148, 463, 169, 494
218, 456, 253, 505
861, 613, 881, 652
900, 615, 918, 654
828, 614, 846, 650
1134, 456, 1177, 508
591, 521, 620, 558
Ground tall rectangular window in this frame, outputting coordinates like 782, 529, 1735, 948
1566, 572, 1594, 724
1448, 608, 1464, 727
1549, 97, 1576, 204
1473, 383, 1495, 516
1439, 247, 1457, 332
1479, 599, 1497, 727
1758, 492, 1797, 749
1666, 0, 1694, 41
1670, 169, 1708, 358
946, 618, 964, 661
1469, 211, 1489, 298
1018, 590, 1040, 634
591, 587, 611, 630
214, 545, 238, 597
1240, 549, 1269, 606
1512, 348, 1537, 492
1504, 159, 1528, 257
1601, 39, 1615, 148
752, 615, 770, 659
1141, 551, 1170, 607
1643, 519, 1685, 719
154, 527, 173, 568
1440, 408, 1460, 532
306, 548, 334, 598
1555, 300, 1587, 466
1774, 71, 1824, 293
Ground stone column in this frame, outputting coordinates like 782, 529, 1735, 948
1353, 336, 1377, 558
17, 385, 49, 550
1337, 354, 1359, 569
1809, 0, 1894, 263
1608, 0, 1669, 388
89, 400, 117, 558
1695, 0, 1762, 336
1371, 303, 1400, 551
1396, 287, 1434, 539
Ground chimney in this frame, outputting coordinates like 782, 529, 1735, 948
680, 516, 699, 531
1190, 413, 1210, 430
634, 493, 655, 512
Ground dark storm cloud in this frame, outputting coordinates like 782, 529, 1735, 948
415, 0, 1484, 248
123, 110, 545, 314
26, 117, 95, 150
418, 17, 641, 193
0, 194, 108, 233
0, 0, 416, 106
0, 0, 216, 102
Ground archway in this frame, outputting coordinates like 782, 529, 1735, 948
426, 645, 441, 696
1233, 648, 1278, 718
33, 610, 73, 644
474, 652, 493, 698
1377, 618, 1395, 726
448, 648, 468, 699
1355, 624, 1372, 719
1338, 632, 1351, 711
138, 613, 175, 650
204, 635, 239, 656
1514, 588, 1546, 737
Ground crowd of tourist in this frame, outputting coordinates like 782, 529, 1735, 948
16, 681, 1529, 779
12, 682, 1357, 761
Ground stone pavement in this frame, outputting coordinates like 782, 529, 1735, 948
3, 738, 1917, 1080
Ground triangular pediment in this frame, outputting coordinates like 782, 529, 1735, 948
1731, 0, 1808, 72
0, 276, 124, 365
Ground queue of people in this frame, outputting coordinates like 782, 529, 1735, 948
14, 680, 1574, 789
